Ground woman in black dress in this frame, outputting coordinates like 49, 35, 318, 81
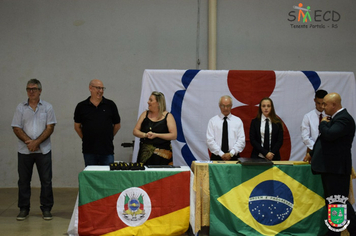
133, 91, 177, 165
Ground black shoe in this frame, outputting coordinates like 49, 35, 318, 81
42, 210, 52, 220
16, 210, 29, 221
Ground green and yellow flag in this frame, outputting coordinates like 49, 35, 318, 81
78, 170, 190, 236
209, 164, 328, 235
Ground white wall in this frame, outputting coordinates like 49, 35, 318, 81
216, 1, 356, 71
0, 0, 355, 187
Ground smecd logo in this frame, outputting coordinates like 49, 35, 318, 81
288, 3, 340, 29
292, 3, 312, 23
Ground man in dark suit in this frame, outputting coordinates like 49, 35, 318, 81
304, 92, 356, 235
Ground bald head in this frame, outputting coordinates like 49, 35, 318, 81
323, 92, 342, 116
324, 93, 342, 108
89, 79, 105, 101
89, 79, 103, 87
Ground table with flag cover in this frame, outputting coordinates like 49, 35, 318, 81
77, 166, 191, 236
209, 163, 328, 235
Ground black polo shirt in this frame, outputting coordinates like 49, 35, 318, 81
74, 96, 121, 155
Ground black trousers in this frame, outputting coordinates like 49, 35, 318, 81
321, 173, 356, 236
18, 152, 53, 212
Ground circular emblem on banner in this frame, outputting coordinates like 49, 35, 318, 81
117, 187, 151, 227
249, 180, 294, 226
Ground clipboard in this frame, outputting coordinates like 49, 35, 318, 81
238, 157, 273, 166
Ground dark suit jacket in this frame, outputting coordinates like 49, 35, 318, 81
249, 118, 283, 160
310, 109, 355, 175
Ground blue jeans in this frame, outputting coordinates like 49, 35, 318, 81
83, 153, 114, 166
18, 151, 53, 212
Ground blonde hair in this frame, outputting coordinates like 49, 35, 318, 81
151, 91, 166, 117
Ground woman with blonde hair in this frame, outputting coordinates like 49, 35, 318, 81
133, 91, 177, 165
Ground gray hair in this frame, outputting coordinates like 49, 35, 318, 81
27, 78, 42, 90
219, 95, 232, 105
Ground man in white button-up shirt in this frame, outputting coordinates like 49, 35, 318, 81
300, 89, 327, 153
11, 79, 56, 221
206, 95, 245, 161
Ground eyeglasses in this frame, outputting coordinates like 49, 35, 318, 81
92, 86, 106, 91
26, 88, 40, 92
220, 104, 232, 109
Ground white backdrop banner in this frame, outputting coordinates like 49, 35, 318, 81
132, 70, 356, 168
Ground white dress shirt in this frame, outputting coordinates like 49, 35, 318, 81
301, 109, 325, 150
206, 113, 246, 157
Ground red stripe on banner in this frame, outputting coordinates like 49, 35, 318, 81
227, 70, 291, 160
78, 171, 190, 236
140, 171, 190, 219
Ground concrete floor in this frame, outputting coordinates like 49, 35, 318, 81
0, 188, 78, 236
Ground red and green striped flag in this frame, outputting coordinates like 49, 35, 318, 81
209, 164, 328, 235
78, 169, 190, 236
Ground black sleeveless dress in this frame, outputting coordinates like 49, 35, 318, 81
137, 111, 172, 165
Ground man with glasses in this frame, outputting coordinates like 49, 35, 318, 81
206, 95, 245, 161
74, 79, 121, 166
11, 78, 57, 221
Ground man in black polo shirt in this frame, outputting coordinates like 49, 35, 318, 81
74, 79, 121, 166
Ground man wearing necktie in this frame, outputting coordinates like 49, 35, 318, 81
301, 89, 328, 155
206, 95, 246, 161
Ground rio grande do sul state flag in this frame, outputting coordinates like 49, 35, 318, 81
78, 169, 190, 236
209, 164, 328, 236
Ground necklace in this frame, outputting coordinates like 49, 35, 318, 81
149, 120, 153, 132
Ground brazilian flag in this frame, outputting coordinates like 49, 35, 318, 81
209, 164, 328, 235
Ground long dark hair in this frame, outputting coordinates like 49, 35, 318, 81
256, 97, 282, 125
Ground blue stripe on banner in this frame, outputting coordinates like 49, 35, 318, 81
182, 69, 200, 89
181, 143, 197, 167
302, 71, 321, 91
170, 69, 200, 166
171, 90, 186, 143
